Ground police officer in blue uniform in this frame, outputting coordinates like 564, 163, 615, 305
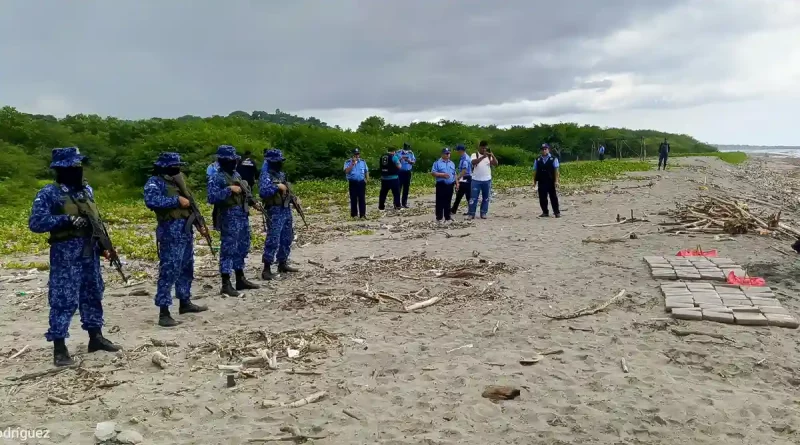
533, 143, 561, 218
430, 147, 457, 222
378, 147, 402, 211
344, 148, 369, 219
207, 145, 260, 296
29, 147, 122, 367
397, 142, 416, 208
450, 144, 472, 215
259, 148, 300, 280
144, 152, 208, 327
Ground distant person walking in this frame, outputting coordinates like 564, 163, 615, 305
598, 144, 605, 161
397, 143, 416, 208
467, 140, 498, 219
533, 143, 561, 218
378, 146, 402, 211
344, 148, 369, 219
658, 138, 670, 170
450, 144, 472, 215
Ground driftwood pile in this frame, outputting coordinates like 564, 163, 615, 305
660, 194, 800, 239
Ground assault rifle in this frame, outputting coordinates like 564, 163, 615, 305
170, 174, 216, 258
238, 178, 269, 230
288, 194, 309, 229
75, 199, 128, 283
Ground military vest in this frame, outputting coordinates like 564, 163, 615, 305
154, 176, 193, 222
49, 185, 100, 244
535, 157, 557, 184
219, 172, 246, 209
263, 171, 291, 208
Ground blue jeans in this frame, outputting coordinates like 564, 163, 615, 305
468, 179, 491, 216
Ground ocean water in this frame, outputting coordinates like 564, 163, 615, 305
718, 147, 800, 158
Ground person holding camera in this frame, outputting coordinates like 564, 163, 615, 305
467, 140, 498, 219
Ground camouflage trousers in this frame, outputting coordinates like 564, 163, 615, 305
262, 207, 293, 264
46, 238, 104, 341
218, 207, 251, 274
155, 219, 194, 307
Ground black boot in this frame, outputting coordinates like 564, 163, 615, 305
261, 262, 275, 281
278, 262, 299, 273
158, 306, 179, 327
53, 339, 74, 367
87, 329, 122, 353
179, 299, 208, 314
221, 274, 239, 297
235, 269, 260, 290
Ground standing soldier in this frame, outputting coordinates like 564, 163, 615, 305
259, 148, 301, 280
430, 147, 457, 223
378, 146, 402, 211
29, 147, 122, 367
532, 143, 561, 218
207, 145, 260, 297
598, 144, 605, 161
450, 144, 472, 215
144, 152, 208, 327
344, 148, 369, 219
397, 142, 416, 208
658, 138, 670, 170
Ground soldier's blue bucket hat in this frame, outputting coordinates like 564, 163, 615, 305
50, 147, 87, 168
154, 152, 187, 167
264, 148, 285, 162
216, 145, 240, 160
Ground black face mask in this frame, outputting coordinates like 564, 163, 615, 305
55, 167, 84, 188
270, 161, 284, 172
219, 159, 237, 173
154, 166, 181, 177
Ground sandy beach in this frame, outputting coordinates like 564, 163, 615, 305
1, 155, 799, 445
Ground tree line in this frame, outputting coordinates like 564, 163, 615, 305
0, 105, 716, 206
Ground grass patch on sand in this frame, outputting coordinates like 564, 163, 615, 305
673, 151, 747, 165
0, 160, 650, 260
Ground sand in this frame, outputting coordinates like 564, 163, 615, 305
1, 156, 799, 444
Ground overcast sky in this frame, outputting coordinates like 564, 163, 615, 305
2, 0, 799, 145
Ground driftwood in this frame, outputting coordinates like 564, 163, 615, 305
405, 295, 442, 312
47, 394, 99, 405
670, 328, 733, 342
281, 391, 327, 408
543, 290, 626, 320
8, 345, 30, 360
248, 425, 328, 443
150, 339, 178, 347
435, 270, 486, 279
663, 194, 799, 239
582, 211, 649, 228
620, 358, 629, 373
7, 366, 71, 382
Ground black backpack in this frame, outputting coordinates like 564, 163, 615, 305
380, 153, 398, 176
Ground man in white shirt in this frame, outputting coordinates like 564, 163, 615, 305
467, 140, 498, 219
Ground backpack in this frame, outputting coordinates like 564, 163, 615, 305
380, 153, 398, 176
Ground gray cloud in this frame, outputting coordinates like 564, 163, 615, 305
0, 0, 684, 118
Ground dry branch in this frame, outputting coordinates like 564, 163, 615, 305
543, 290, 626, 320
404, 295, 442, 312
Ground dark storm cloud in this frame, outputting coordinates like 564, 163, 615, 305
0, 0, 685, 118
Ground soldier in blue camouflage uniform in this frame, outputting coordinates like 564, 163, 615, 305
259, 148, 300, 280
28, 147, 122, 367
207, 145, 260, 296
144, 152, 208, 327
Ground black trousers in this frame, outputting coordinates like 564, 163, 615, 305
599, 153, 605, 161
398, 170, 412, 207
658, 154, 668, 170
348, 180, 367, 218
451, 176, 471, 213
379, 178, 401, 210
538, 183, 560, 215
435, 182, 455, 221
